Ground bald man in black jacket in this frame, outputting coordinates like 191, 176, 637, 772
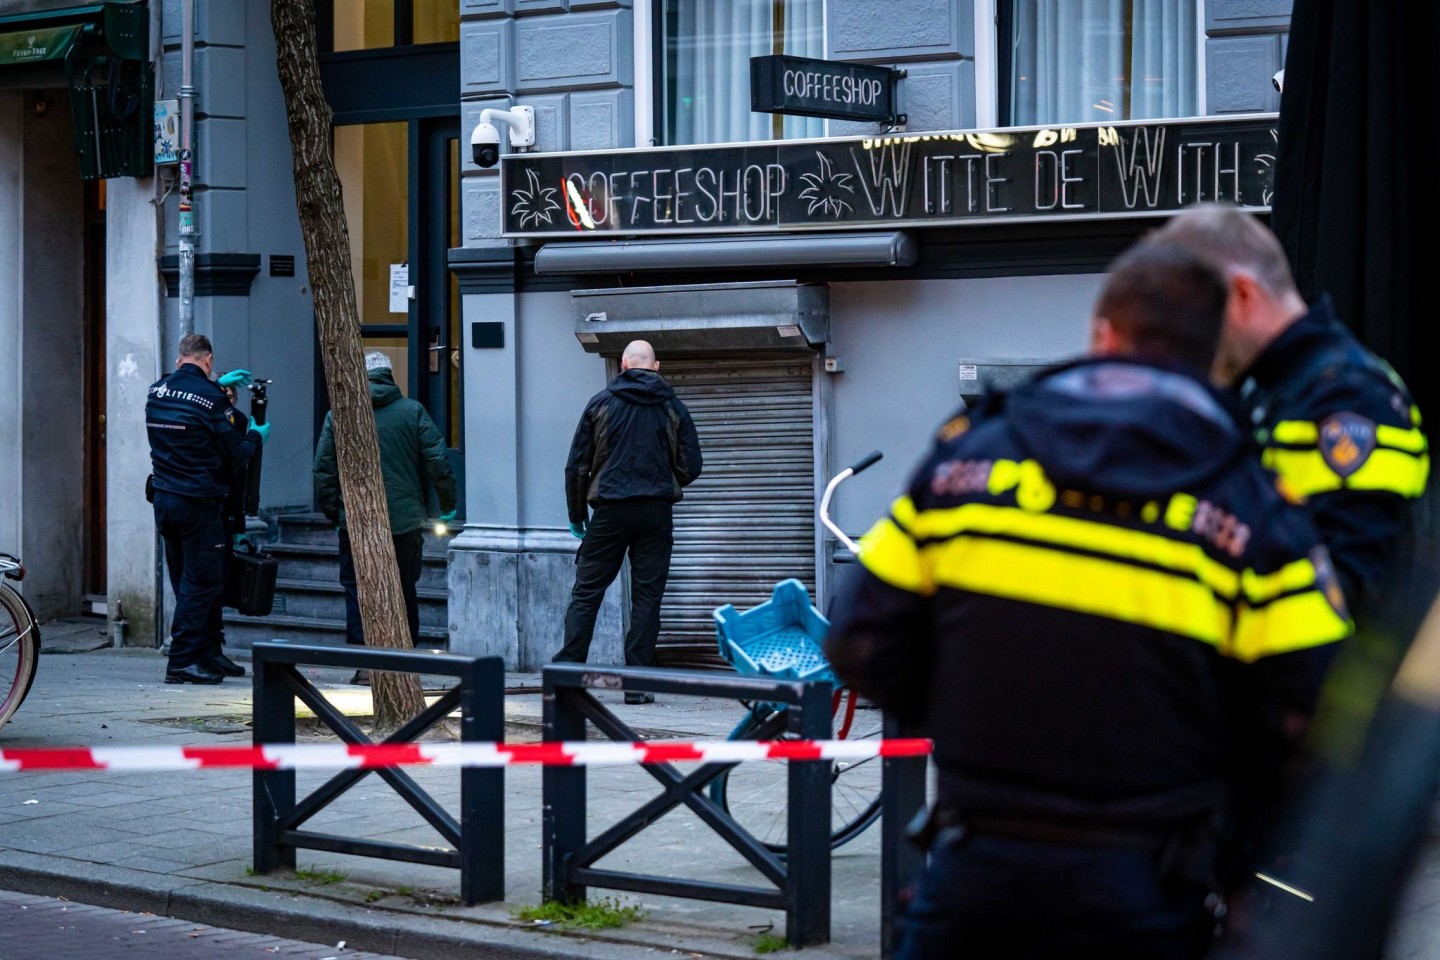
555, 340, 702, 699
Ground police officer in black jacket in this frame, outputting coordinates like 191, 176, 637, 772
555, 340, 702, 698
146, 334, 269, 684
826, 240, 1350, 959
1156, 204, 1428, 614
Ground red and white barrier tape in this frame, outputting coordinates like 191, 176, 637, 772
0, 738, 933, 773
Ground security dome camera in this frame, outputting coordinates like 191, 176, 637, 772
1272, 69, 1285, 93
471, 105, 535, 168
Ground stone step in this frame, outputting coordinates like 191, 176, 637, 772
262, 542, 448, 590
221, 611, 447, 653
269, 577, 447, 628
274, 512, 456, 553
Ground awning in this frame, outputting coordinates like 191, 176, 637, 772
0, 23, 82, 66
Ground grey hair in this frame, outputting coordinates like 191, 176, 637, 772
364, 351, 392, 372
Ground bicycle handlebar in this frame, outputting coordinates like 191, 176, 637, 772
849, 450, 883, 475
821, 451, 883, 556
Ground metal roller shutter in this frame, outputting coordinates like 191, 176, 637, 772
657, 356, 817, 668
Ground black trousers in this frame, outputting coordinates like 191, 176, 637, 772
894, 831, 1213, 960
338, 528, 425, 647
555, 501, 674, 667
155, 490, 227, 670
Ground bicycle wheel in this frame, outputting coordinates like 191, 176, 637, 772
709, 689, 885, 853
0, 583, 40, 731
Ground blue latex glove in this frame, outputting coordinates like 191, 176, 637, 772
232, 534, 253, 550
249, 421, 271, 445
569, 521, 587, 539
217, 369, 253, 388
439, 509, 457, 525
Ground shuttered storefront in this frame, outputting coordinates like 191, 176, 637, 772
657, 356, 817, 668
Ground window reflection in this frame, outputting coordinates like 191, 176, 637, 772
333, 123, 409, 328
1007, 0, 1198, 126
660, 0, 824, 146
331, 0, 395, 51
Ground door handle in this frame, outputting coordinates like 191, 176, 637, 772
427, 343, 449, 351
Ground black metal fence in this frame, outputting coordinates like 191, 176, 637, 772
881, 715, 928, 958
250, 640, 505, 906
542, 663, 834, 947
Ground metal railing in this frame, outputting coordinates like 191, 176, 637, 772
542, 663, 834, 947
251, 640, 505, 905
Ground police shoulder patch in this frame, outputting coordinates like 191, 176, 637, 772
1317, 412, 1377, 478
937, 415, 970, 442
225, 407, 240, 428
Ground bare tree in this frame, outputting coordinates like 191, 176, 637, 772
271, 0, 424, 730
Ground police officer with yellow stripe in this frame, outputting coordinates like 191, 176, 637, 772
1156, 205, 1429, 613
826, 239, 1351, 959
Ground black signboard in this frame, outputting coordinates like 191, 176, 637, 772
750, 54, 901, 124
500, 116, 1278, 238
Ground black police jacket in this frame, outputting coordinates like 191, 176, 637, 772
1236, 296, 1429, 612
565, 368, 702, 524
826, 358, 1350, 826
146, 363, 259, 500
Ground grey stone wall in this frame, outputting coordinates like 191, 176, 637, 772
1205, 0, 1291, 115
826, 0, 976, 137
158, 0, 313, 513
459, 0, 634, 244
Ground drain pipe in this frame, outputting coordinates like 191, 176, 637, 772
176, 0, 197, 338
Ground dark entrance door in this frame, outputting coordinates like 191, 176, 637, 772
415, 120, 463, 514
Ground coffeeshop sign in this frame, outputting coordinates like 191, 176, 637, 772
500, 116, 1277, 238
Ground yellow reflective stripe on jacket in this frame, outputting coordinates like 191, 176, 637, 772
1240, 558, 1321, 605
1232, 589, 1350, 662
905, 502, 1241, 599
1263, 447, 1430, 497
857, 514, 930, 595
923, 535, 1231, 647
1271, 420, 1319, 444
1377, 423, 1429, 453
1271, 420, 1427, 453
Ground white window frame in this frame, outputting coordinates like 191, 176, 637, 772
635, 0, 832, 149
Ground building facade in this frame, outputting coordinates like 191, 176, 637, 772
0, 0, 1293, 667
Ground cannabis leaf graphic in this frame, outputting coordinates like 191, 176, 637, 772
798, 152, 855, 218
510, 168, 561, 228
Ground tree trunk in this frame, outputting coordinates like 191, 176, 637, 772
271, 0, 425, 732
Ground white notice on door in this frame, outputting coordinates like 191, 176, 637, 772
389, 263, 410, 313
958, 364, 979, 381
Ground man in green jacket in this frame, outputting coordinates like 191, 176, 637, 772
313, 353, 457, 683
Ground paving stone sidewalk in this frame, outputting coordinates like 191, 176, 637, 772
0, 629, 893, 960
7, 622, 1440, 959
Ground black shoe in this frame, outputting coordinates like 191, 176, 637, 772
207, 653, 245, 677
350, 670, 371, 686
624, 692, 654, 705
165, 663, 225, 685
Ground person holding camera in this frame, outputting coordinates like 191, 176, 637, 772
146, 334, 270, 685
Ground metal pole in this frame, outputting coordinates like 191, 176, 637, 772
177, 0, 197, 338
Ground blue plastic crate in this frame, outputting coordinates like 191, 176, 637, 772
713, 579, 836, 684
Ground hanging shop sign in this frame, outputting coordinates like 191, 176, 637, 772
501, 116, 1277, 238
750, 54, 902, 124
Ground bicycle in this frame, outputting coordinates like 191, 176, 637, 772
0, 553, 41, 732
709, 451, 888, 853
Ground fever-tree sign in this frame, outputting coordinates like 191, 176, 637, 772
501, 117, 1277, 238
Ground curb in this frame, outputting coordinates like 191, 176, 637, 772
0, 851, 772, 960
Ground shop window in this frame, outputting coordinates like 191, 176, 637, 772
324, 0, 459, 52
1001, 0, 1198, 127
657, 0, 824, 146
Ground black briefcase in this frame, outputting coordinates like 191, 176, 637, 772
225, 541, 278, 616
